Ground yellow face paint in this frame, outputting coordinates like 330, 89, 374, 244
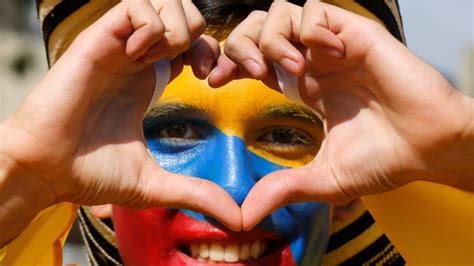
153, 66, 323, 168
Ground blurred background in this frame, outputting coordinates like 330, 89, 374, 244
0, 0, 472, 265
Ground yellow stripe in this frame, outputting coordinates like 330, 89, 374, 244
322, 222, 385, 265
46, 0, 119, 64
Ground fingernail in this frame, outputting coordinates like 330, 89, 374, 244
208, 67, 221, 86
242, 60, 262, 79
279, 58, 300, 75
320, 47, 344, 59
201, 58, 214, 76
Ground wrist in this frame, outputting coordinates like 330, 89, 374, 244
0, 126, 56, 247
426, 93, 474, 190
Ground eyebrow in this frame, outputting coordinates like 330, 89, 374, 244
145, 103, 323, 128
260, 105, 323, 128
145, 103, 209, 120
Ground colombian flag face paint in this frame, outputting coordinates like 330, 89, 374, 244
113, 66, 330, 266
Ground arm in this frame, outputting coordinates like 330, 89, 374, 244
0, 150, 54, 247
0, 0, 241, 251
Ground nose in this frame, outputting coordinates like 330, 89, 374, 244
204, 134, 256, 206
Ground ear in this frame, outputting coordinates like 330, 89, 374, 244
90, 204, 113, 219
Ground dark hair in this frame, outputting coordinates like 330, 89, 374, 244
193, 0, 404, 42
193, 0, 305, 40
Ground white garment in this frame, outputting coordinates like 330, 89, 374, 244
147, 60, 171, 112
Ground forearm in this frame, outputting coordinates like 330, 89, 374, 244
0, 128, 55, 248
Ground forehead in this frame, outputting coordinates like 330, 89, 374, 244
154, 66, 301, 135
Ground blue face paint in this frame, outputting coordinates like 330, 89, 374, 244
145, 120, 330, 265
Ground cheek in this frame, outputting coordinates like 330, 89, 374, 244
112, 207, 174, 264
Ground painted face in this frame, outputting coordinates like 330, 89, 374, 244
112, 66, 330, 266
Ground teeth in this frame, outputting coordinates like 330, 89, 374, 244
188, 241, 268, 263
209, 243, 224, 261
250, 241, 261, 259
199, 243, 209, 258
191, 243, 199, 258
224, 245, 239, 262
240, 244, 250, 260
260, 242, 267, 256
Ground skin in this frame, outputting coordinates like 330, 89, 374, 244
206, 1, 474, 230
0, 0, 472, 251
111, 68, 330, 265
0, 0, 240, 248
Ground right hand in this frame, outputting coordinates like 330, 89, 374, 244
0, 0, 241, 247
207, 0, 473, 230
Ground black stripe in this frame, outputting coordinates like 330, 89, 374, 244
365, 245, 405, 266
355, 0, 404, 42
41, 0, 90, 63
326, 211, 375, 253
340, 235, 392, 265
387, 253, 406, 266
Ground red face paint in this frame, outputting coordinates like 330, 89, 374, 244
113, 207, 296, 266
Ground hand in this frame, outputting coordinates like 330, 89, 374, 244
208, 0, 473, 230
0, 0, 240, 247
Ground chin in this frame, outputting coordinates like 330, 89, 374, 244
112, 208, 298, 266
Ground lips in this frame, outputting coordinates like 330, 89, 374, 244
113, 207, 297, 266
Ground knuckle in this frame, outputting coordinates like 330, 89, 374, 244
168, 32, 191, 52
299, 27, 315, 44
269, 0, 295, 15
247, 10, 267, 21
189, 15, 207, 36
269, 0, 285, 11
223, 35, 239, 55
258, 36, 273, 54
148, 19, 165, 36
303, 0, 320, 9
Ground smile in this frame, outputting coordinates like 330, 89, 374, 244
113, 209, 297, 266
181, 240, 272, 263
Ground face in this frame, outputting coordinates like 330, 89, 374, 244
112, 66, 330, 266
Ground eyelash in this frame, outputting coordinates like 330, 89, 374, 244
256, 127, 313, 146
147, 121, 315, 150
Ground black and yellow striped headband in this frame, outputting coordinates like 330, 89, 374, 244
37, 0, 404, 65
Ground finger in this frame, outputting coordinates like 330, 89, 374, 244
183, 35, 221, 79
300, 1, 346, 58
140, 160, 242, 231
241, 165, 351, 231
259, 1, 305, 76
223, 10, 269, 80
125, 0, 166, 60
181, 0, 207, 40
207, 53, 240, 88
169, 54, 184, 82
142, 0, 192, 62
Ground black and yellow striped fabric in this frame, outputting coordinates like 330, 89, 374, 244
37, 0, 405, 64
78, 204, 405, 266
38, 1, 407, 265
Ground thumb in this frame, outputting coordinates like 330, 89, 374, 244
241, 164, 351, 231
138, 160, 242, 231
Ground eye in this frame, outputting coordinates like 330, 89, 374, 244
149, 122, 203, 140
257, 127, 312, 146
